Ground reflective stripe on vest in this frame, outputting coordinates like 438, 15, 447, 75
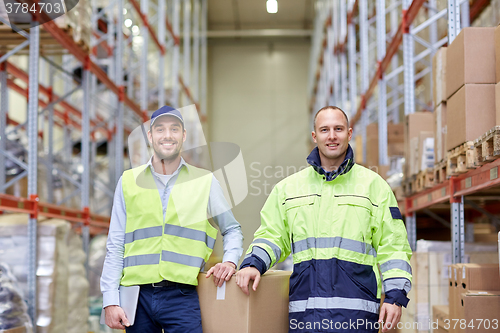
289, 297, 380, 314
162, 250, 205, 268
292, 236, 377, 257
124, 224, 216, 249
123, 252, 206, 269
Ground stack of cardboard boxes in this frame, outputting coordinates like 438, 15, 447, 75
445, 28, 497, 153
402, 26, 500, 189
399, 240, 499, 333
446, 263, 500, 333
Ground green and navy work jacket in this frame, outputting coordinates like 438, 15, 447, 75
241, 145, 412, 332
120, 162, 217, 287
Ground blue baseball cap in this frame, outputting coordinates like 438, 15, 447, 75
150, 105, 184, 128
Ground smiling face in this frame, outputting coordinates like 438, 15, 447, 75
147, 115, 186, 162
312, 108, 352, 170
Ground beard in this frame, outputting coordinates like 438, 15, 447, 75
152, 140, 182, 162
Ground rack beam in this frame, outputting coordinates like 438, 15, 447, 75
42, 21, 142, 118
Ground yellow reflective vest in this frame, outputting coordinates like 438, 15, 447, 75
120, 163, 217, 286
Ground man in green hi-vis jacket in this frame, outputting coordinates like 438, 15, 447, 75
237, 106, 412, 333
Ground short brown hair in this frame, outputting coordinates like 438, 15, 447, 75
313, 106, 350, 130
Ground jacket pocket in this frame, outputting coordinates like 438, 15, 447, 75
335, 195, 374, 246
284, 195, 316, 245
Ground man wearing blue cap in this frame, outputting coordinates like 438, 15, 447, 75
101, 106, 244, 332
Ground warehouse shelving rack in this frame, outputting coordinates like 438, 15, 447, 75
308, 0, 495, 269
0, 0, 207, 326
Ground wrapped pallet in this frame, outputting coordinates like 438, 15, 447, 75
0, 263, 33, 332
0, 214, 79, 333
66, 231, 89, 333
88, 235, 107, 298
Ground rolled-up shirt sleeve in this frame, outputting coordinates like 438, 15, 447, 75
100, 177, 126, 308
208, 176, 244, 266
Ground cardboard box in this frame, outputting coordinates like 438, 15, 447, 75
451, 264, 500, 333
446, 84, 496, 151
459, 291, 500, 332
496, 82, 500, 125
495, 25, 500, 83
449, 264, 468, 333
434, 103, 447, 163
433, 47, 447, 106
446, 27, 496, 99
474, 233, 499, 243
354, 135, 363, 164
365, 123, 405, 167
458, 264, 500, 293
448, 265, 457, 332
197, 270, 291, 333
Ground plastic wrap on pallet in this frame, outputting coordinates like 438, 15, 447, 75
88, 235, 107, 298
0, 263, 33, 332
0, 215, 74, 333
66, 231, 89, 333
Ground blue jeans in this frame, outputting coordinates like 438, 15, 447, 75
126, 283, 203, 333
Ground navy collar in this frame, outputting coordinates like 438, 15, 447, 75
307, 145, 355, 181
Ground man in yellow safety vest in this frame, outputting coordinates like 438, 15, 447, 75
101, 106, 243, 332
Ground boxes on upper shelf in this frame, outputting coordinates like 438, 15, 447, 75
446, 27, 496, 99
446, 84, 496, 151
365, 123, 404, 167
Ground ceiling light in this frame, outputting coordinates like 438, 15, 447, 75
266, 0, 278, 14
125, 19, 133, 27
123, 8, 127, 15
132, 25, 140, 35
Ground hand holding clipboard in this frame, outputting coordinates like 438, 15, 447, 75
100, 285, 140, 328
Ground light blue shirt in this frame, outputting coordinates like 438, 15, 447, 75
100, 157, 244, 308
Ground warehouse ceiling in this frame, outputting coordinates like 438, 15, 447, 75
207, 0, 315, 37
